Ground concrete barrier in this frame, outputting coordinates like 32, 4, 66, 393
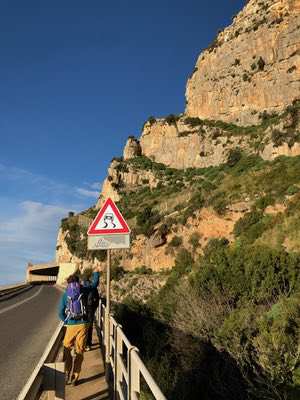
43, 363, 65, 400
0, 282, 27, 292
0, 283, 31, 301
17, 322, 65, 400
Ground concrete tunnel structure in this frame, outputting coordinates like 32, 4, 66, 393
26, 261, 59, 283
26, 261, 80, 285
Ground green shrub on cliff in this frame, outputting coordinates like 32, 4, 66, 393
136, 206, 162, 237
116, 239, 300, 399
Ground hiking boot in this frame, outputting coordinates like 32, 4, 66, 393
71, 373, 80, 386
71, 379, 79, 386
65, 371, 72, 385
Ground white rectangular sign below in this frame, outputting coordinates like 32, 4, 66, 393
88, 234, 130, 250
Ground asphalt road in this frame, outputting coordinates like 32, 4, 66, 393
0, 285, 62, 400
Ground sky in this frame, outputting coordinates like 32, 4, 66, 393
0, 0, 245, 285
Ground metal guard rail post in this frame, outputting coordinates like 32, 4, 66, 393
96, 299, 167, 400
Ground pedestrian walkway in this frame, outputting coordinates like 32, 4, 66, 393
65, 327, 109, 400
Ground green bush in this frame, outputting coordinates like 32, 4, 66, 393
234, 210, 263, 237
272, 129, 286, 147
209, 192, 228, 215
192, 244, 300, 304
184, 116, 203, 127
219, 293, 300, 399
227, 148, 242, 167
134, 265, 153, 275
111, 265, 126, 281
286, 185, 300, 196
253, 294, 300, 389
216, 305, 260, 366
169, 236, 183, 247
254, 195, 275, 210
229, 154, 264, 176
165, 114, 179, 125
188, 232, 201, 252
136, 207, 161, 237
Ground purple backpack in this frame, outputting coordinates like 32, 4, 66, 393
65, 282, 86, 321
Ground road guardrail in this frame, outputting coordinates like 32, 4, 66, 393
0, 283, 31, 300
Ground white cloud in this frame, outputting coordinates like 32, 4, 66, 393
89, 182, 102, 190
0, 201, 69, 245
76, 188, 99, 198
0, 163, 102, 285
0, 163, 101, 203
0, 163, 72, 203
0, 201, 72, 285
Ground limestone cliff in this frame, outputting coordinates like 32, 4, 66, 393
185, 0, 300, 125
55, 0, 300, 279
96, 142, 159, 208
140, 105, 300, 168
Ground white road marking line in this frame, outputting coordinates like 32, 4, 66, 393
0, 286, 43, 315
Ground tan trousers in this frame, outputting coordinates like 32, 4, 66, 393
63, 323, 88, 378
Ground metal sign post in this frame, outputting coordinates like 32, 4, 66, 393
105, 249, 111, 369
87, 198, 130, 383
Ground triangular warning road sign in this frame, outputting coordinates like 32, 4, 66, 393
87, 198, 130, 235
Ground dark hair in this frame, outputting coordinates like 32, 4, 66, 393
66, 274, 79, 284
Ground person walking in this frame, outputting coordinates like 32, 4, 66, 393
58, 268, 100, 386
82, 278, 100, 351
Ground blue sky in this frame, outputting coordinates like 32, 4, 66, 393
0, 0, 244, 284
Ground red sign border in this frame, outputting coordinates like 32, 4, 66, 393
87, 198, 130, 235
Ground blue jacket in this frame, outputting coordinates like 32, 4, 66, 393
58, 272, 100, 325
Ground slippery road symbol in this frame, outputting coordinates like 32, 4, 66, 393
87, 198, 130, 235
102, 213, 116, 229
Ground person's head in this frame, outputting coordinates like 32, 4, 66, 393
81, 267, 93, 282
66, 274, 79, 284
82, 279, 91, 288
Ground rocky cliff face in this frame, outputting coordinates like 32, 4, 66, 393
96, 152, 159, 208
56, 0, 300, 277
185, 0, 300, 125
140, 116, 244, 169
99, 0, 300, 179
139, 106, 300, 169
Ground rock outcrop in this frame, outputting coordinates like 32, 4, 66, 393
96, 158, 159, 208
185, 0, 300, 125
123, 137, 141, 160
140, 116, 245, 169
139, 109, 300, 169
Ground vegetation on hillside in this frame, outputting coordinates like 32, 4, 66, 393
58, 101, 300, 399
111, 153, 300, 399
113, 153, 300, 254
115, 241, 300, 400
